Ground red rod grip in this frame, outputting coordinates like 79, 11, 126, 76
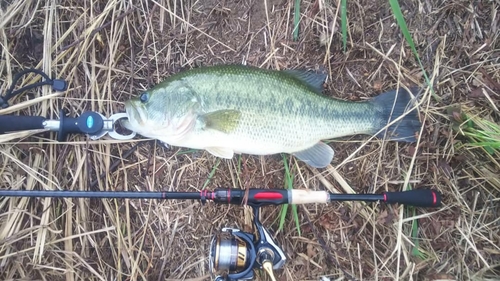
383, 189, 441, 207
212, 189, 289, 206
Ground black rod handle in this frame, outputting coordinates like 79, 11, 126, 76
0, 115, 46, 133
383, 189, 441, 207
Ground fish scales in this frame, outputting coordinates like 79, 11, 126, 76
174, 66, 374, 147
123, 64, 421, 168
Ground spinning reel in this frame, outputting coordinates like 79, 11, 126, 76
209, 207, 285, 281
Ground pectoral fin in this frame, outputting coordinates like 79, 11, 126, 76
206, 147, 234, 159
201, 110, 241, 133
292, 142, 334, 168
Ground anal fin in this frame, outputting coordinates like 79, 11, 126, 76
206, 147, 234, 159
292, 142, 334, 168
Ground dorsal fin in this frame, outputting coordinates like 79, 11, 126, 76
283, 69, 327, 93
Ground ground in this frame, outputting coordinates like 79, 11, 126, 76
0, 0, 499, 280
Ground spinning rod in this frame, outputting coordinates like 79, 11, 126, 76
1, 188, 441, 281
0, 188, 441, 208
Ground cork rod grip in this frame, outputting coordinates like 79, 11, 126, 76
289, 190, 329, 205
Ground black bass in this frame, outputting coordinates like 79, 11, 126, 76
123, 65, 421, 168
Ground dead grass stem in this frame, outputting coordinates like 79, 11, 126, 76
1, 0, 499, 280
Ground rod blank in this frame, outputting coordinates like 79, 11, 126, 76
0, 188, 442, 208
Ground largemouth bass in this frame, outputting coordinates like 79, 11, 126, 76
123, 65, 421, 168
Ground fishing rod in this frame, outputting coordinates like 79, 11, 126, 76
0, 188, 441, 281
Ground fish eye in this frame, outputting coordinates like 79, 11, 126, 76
140, 92, 149, 103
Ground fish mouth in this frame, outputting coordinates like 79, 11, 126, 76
123, 100, 145, 131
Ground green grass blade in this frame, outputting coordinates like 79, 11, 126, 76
410, 207, 422, 257
291, 201, 301, 236
388, 0, 438, 100
341, 0, 347, 52
278, 154, 301, 235
202, 158, 221, 189
388, 0, 416, 56
448, 105, 500, 154
279, 199, 289, 231
409, 206, 427, 259
293, 0, 301, 41
176, 149, 200, 155
279, 154, 292, 231
403, 184, 426, 259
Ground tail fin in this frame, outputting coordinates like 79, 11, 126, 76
371, 88, 422, 142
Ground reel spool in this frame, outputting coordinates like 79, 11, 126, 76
209, 208, 287, 281
209, 228, 257, 280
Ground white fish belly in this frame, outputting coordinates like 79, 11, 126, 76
167, 119, 372, 156
168, 129, 307, 155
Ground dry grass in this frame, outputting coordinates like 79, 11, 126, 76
1, 0, 499, 280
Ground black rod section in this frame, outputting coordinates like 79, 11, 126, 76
329, 194, 384, 202
0, 190, 201, 200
